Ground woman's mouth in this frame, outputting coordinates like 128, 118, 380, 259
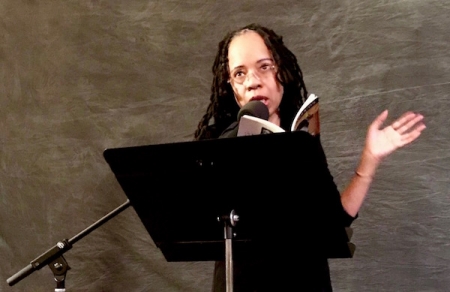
250, 96, 268, 105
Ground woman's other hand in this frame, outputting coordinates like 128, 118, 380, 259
364, 110, 426, 162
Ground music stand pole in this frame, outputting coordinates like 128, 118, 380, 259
218, 209, 239, 292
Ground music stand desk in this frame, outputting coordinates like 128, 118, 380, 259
103, 131, 355, 262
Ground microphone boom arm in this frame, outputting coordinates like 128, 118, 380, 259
7, 199, 131, 288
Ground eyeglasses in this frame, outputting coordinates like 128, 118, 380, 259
229, 62, 277, 85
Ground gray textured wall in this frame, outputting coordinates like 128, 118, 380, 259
1, 1, 449, 291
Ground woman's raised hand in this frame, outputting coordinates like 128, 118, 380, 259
364, 110, 426, 162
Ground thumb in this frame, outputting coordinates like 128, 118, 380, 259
370, 109, 388, 130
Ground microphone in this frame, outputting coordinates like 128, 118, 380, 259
237, 100, 269, 122
219, 101, 270, 138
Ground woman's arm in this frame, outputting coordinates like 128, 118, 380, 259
340, 110, 426, 217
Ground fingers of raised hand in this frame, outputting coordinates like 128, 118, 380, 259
401, 126, 425, 145
391, 112, 424, 134
391, 112, 426, 144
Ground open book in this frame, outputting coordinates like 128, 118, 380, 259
237, 93, 320, 136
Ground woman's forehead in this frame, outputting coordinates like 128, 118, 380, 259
228, 31, 272, 68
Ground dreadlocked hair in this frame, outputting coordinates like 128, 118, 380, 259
194, 23, 308, 140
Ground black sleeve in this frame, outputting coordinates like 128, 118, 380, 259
313, 134, 358, 227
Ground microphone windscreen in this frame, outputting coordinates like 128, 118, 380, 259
237, 101, 269, 121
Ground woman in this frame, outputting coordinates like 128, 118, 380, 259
194, 23, 426, 291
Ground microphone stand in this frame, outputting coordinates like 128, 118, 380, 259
7, 200, 131, 291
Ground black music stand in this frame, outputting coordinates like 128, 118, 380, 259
103, 131, 355, 291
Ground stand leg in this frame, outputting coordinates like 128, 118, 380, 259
225, 238, 233, 292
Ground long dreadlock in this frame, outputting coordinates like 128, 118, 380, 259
194, 23, 308, 140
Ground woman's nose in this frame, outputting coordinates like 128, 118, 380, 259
244, 71, 262, 89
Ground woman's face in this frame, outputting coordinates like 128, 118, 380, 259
227, 30, 284, 125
